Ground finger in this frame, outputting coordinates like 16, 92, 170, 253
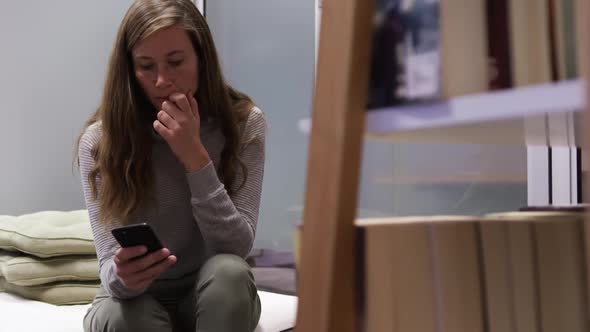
162, 100, 184, 121
153, 120, 173, 140
115, 245, 147, 263
169, 93, 192, 115
156, 110, 177, 130
127, 248, 171, 274
125, 255, 177, 286
188, 94, 199, 118
132, 255, 176, 285
116, 248, 169, 278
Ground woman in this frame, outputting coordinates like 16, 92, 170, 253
76, 0, 265, 331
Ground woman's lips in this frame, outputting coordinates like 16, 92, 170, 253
155, 91, 192, 105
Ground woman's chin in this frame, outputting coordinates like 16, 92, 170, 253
154, 98, 167, 107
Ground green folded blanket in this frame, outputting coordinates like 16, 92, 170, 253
0, 250, 98, 286
0, 210, 95, 257
0, 277, 99, 305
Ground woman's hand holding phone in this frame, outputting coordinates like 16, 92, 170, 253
113, 246, 177, 291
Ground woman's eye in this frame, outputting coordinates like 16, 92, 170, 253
139, 63, 154, 70
169, 60, 183, 67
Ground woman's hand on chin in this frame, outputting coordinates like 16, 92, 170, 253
153, 92, 210, 173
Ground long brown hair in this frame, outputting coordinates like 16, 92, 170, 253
75, 0, 254, 224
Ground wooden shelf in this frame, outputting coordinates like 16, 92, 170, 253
370, 173, 526, 185
298, 80, 584, 145
296, 0, 590, 331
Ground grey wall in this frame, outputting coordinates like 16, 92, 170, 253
207, 1, 316, 250
0, 0, 314, 251
0, 1, 135, 215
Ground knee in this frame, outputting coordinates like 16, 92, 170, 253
198, 254, 256, 305
85, 294, 171, 332
200, 254, 253, 285
110, 296, 170, 331
196, 255, 259, 328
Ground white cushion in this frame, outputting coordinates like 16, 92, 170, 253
0, 290, 297, 332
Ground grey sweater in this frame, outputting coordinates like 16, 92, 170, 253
78, 107, 265, 299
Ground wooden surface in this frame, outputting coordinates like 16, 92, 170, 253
367, 118, 526, 145
294, 0, 373, 331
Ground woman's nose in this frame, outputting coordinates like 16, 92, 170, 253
155, 69, 174, 89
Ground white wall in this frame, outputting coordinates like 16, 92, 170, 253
315, 0, 321, 62
207, 1, 316, 250
0, 1, 134, 214
195, 0, 204, 13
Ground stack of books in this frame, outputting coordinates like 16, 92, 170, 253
368, 0, 578, 109
360, 206, 588, 332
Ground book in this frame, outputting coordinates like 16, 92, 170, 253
364, 222, 436, 331
368, 0, 441, 109
549, 0, 578, 80
368, 0, 489, 110
479, 222, 516, 332
486, 211, 589, 332
535, 217, 587, 332
481, 215, 540, 332
432, 221, 485, 332
359, 216, 484, 332
506, 222, 540, 332
508, 0, 552, 86
439, 0, 489, 98
486, 0, 513, 90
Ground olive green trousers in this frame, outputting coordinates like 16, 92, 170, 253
83, 254, 261, 332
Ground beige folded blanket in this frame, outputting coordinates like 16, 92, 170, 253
0, 250, 98, 286
0, 277, 99, 305
0, 210, 95, 258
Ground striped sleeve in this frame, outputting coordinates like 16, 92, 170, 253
78, 124, 143, 299
186, 107, 266, 257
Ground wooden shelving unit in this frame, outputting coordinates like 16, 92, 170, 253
294, 0, 590, 331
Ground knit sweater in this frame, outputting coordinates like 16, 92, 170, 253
78, 107, 265, 299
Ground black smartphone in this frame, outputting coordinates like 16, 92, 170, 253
111, 223, 164, 254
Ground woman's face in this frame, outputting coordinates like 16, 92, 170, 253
132, 25, 199, 109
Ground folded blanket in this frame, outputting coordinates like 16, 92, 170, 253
252, 267, 296, 296
0, 277, 99, 305
0, 250, 98, 286
0, 210, 94, 257
247, 249, 295, 268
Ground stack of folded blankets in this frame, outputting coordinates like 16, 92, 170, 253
247, 248, 296, 296
0, 210, 99, 305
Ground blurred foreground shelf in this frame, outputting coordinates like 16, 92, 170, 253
298, 79, 584, 145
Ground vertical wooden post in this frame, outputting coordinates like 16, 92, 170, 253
295, 0, 373, 331
577, 0, 590, 322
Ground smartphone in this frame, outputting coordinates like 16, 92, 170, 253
111, 223, 164, 254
